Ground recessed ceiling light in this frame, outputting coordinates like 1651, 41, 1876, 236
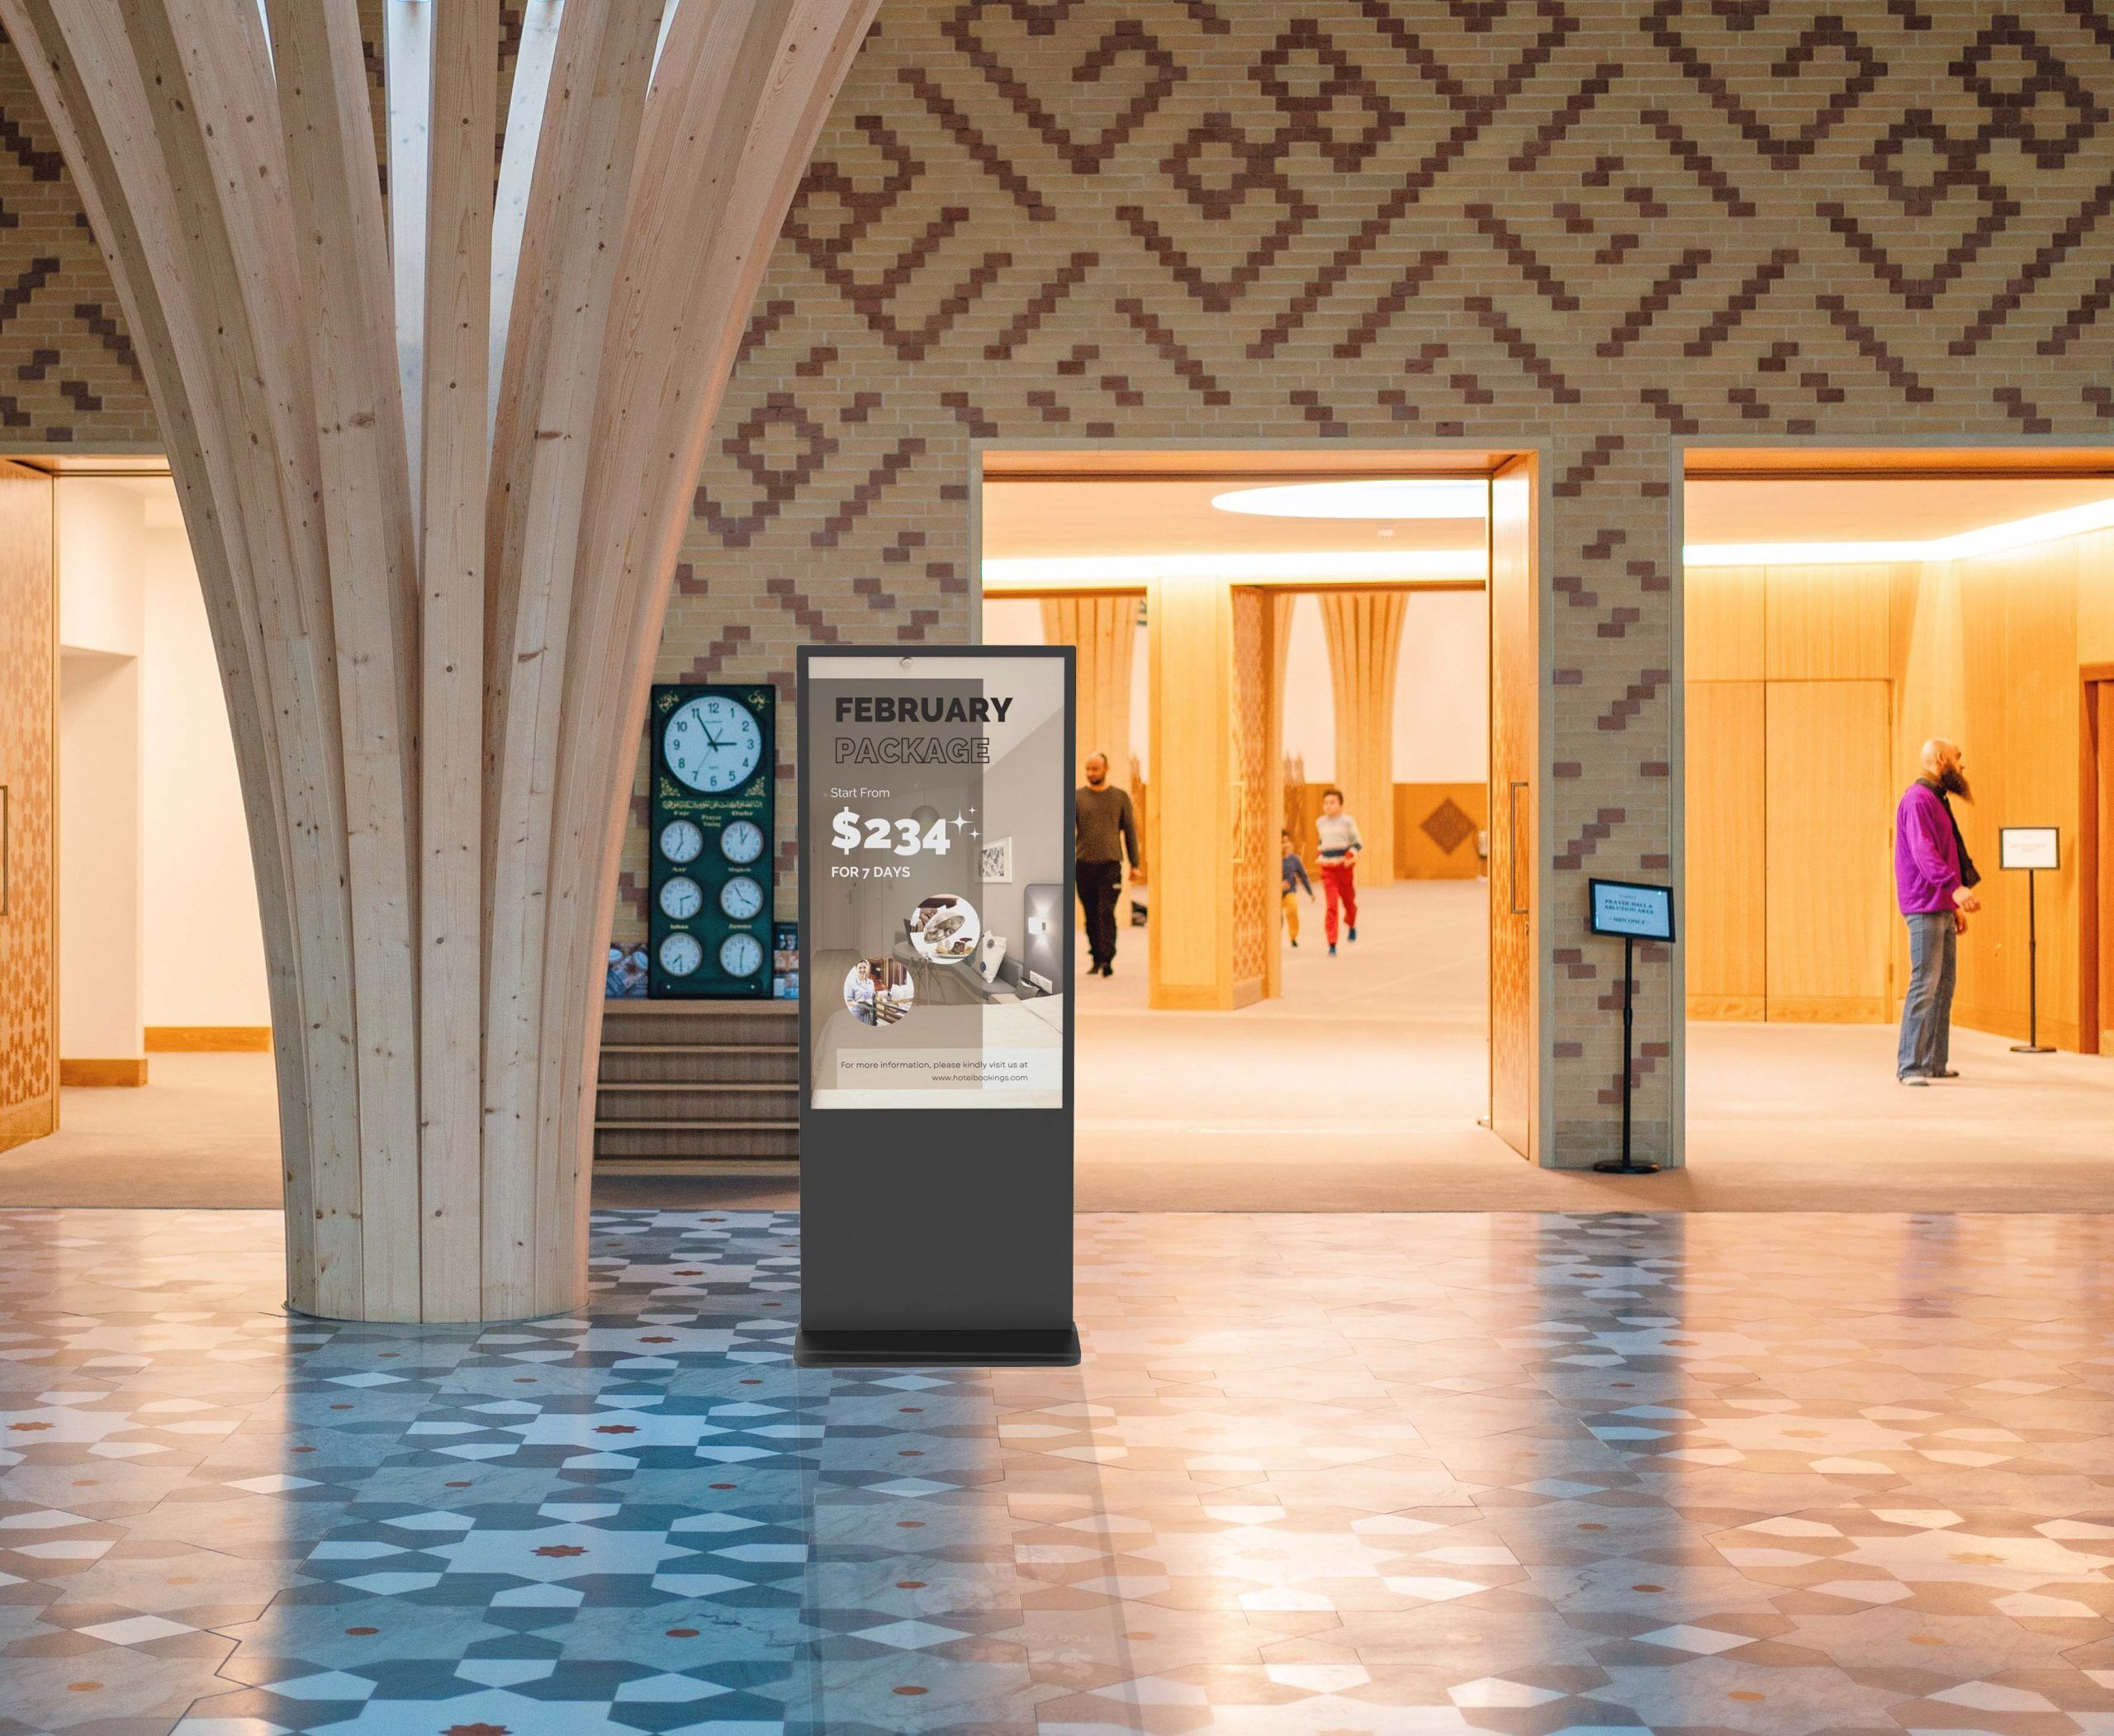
1211, 478, 1489, 520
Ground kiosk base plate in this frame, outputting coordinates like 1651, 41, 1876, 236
794, 1326, 1081, 1368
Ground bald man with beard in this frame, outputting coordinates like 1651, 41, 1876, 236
1894, 737, 1982, 1085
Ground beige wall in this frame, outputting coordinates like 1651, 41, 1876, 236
142, 524, 270, 1030
56, 481, 145, 1066
55, 479, 270, 1065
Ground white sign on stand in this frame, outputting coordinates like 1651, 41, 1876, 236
1999, 826, 2059, 871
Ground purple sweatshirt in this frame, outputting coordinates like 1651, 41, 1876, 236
1894, 780, 1960, 915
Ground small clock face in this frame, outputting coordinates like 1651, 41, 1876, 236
718, 932, 764, 978
663, 695, 763, 793
659, 932, 704, 977
659, 819, 704, 865
719, 819, 765, 865
718, 875, 764, 921
659, 875, 704, 921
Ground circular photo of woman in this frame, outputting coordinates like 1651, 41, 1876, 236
843, 956, 915, 1027
908, 893, 982, 963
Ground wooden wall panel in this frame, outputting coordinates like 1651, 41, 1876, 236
1320, 590, 1408, 879
1040, 594, 1137, 790
1764, 681, 1892, 1021
0, 463, 55, 1153
1684, 681, 1766, 1019
1685, 565, 1765, 682
1230, 588, 1274, 1007
1393, 782, 1488, 880
1944, 543, 2083, 1049
1766, 562, 1898, 681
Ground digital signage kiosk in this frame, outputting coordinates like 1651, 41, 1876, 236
795, 647, 1078, 1367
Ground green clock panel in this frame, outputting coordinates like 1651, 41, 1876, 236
648, 683, 774, 998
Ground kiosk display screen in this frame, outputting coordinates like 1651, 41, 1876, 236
1589, 878, 1676, 942
800, 652, 1069, 1111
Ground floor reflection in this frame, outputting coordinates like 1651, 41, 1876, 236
0, 1207, 2111, 1733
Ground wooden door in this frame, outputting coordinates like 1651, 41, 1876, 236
1488, 458, 1538, 1159
1764, 681, 1892, 1021
2088, 678, 2114, 1054
0, 462, 57, 1152
1685, 681, 1766, 1017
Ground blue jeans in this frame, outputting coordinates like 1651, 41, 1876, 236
1898, 912, 1957, 1079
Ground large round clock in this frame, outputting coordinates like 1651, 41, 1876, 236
663, 694, 762, 793
718, 932, 764, 978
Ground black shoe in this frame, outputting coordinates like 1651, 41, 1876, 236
1347, 926, 1357, 942
1938, 1068, 1960, 1078
1289, 939, 1298, 948
1102, 962, 1114, 977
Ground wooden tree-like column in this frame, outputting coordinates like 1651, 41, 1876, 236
3, 0, 879, 1321
1320, 591, 1410, 882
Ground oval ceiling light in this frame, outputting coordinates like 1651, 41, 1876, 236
1211, 478, 1488, 519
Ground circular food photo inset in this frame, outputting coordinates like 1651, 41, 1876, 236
842, 956, 914, 1027
908, 893, 981, 964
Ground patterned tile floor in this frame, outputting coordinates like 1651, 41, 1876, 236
1, 1210, 2112, 1734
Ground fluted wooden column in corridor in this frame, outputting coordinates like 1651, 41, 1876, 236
1145, 580, 1278, 1010
1320, 591, 1410, 880
3, 0, 879, 1321
1040, 595, 1136, 788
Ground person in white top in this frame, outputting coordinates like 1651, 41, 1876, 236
1313, 788, 1363, 956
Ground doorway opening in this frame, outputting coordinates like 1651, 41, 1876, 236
977, 447, 1534, 1207
7, 456, 280, 1206
1681, 449, 2114, 1190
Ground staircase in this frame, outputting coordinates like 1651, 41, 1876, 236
593, 999, 799, 1163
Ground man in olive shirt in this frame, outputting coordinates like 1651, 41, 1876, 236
1074, 752, 1141, 978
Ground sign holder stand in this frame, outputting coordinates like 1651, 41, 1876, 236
1586, 877, 1672, 1177
2012, 866, 2055, 1055
1590, 932, 1659, 1176
1998, 827, 2059, 1056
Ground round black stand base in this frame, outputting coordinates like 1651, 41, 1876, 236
2010, 1044, 2055, 1054
1591, 1158, 1661, 1175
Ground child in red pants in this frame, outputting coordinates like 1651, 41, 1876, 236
1314, 787, 1362, 953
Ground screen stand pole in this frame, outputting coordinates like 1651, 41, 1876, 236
2012, 867, 2055, 1054
1593, 932, 1661, 1175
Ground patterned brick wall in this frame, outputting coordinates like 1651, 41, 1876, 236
6, 2, 2114, 1163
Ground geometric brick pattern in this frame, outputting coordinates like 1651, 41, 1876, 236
7, 1206, 2114, 1732
8, 3, 2114, 1162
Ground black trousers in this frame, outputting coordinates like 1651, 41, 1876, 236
1077, 858, 1123, 968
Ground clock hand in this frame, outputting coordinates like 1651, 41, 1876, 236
701, 730, 726, 751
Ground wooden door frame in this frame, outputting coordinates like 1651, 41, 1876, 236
969, 438, 1552, 1164
2083, 663, 2114, 1055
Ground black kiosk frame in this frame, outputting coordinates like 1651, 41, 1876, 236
794, 645, 1078, 1368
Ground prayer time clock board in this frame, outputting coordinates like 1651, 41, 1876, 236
648, 683, 775, 998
